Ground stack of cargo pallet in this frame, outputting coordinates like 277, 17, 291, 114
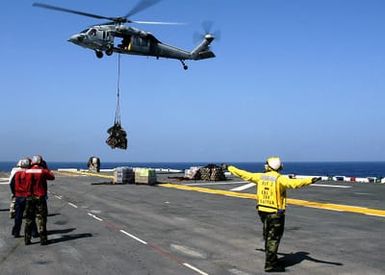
184, 166, 202, 180
200, 167, 211, 181
113, 167, 134, 184
135, 168, 157, 185
210, 167, 226, 181
199, 164, 226, 181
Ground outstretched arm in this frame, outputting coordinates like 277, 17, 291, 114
279, 176, 320, 189
227, 165, 260, 183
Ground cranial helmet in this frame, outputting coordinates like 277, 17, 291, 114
31, 155, 43, 165
266, 157, 283, 171
18, 158, 31, 168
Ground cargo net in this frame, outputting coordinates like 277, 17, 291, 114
199, 164, 226, 181
183, 164, 226, 181
106, 54, 128, 150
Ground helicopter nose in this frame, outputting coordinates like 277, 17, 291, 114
68, 34, 84, 43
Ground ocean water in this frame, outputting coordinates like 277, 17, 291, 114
0, 161, 384, 178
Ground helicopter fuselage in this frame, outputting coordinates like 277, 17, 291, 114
33, 1, 216, 69
68, 25, 215, 69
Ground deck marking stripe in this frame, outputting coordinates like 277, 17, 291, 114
159, 183, 385, 218
87, 213, 103, 221
120, 230, 147, 245
185, 181, 246, 186
364, 213, 385, 217
68, 202, 78, 208
183, 263, 209, 275
57, 170, 114, 179
311, 184, 351, 188
231, 182, 256, 191
54, 195, 62, 200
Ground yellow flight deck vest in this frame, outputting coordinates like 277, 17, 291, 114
228, 166, 313, 213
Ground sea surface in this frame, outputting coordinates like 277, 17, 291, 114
1, 161, 385, 178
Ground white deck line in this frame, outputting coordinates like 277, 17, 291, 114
184, 181, 246, 186
231, 182, 256, 191
120, 230, 147, 245
311, 184, 351, 189
87, 213, 103, 221
183, 263, 209, 275
68, 202, 78, 208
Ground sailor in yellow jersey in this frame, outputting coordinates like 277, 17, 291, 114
224, 157, 321, 273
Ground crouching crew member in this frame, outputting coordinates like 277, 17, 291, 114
25, 155, 55, 245
224, 157, 321, 272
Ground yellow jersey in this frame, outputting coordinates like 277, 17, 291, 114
228, 166, 313, 213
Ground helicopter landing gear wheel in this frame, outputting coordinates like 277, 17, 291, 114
106, 45, 113, 56
95, 50, 103, 59
180, 60, 188, 70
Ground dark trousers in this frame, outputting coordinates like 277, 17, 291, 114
258, 211, 285, 269
25, 197, 48, 243
12, 197, 37, 237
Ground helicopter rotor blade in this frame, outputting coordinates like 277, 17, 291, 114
193, 32, 203, 44
124, 0, 162, 19
193, 21, 221, 43
131, 20, 185, 25
33, 2, 115, 21
202, 20, 214, 34
212, 30, 221, 41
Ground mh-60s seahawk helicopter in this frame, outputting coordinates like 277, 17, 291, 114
33, 1, 217, 70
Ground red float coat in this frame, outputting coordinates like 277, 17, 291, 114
14, 170, 31, 197
26, 165, 55, 197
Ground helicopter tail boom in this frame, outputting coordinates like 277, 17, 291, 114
190, 34, 215, 60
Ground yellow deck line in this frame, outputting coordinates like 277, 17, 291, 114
56, 170, 114, 179
159, 183, 385, 218
54, 171, 385, 218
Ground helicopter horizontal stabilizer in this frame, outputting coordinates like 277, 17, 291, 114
195, 50, 215, 60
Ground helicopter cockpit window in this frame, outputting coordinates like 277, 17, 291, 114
88, 28, 97, 36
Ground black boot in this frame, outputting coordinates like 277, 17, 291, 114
265, 264, 285, 273
40, 233, 48, 246
24, 234, 31, 245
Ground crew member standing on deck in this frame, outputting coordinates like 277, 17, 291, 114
25, 155, 55, 245
8, 159, 25, 219
10, 158, 38, 238
223, 157, 321, 272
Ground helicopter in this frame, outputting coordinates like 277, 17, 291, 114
33, 1, 217, 70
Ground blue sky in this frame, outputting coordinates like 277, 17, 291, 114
1, 0, 385, 162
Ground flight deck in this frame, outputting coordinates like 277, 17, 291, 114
0, 171, 384, 275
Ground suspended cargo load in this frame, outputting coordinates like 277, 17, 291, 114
106, 123, 128, 150
106, 54, 128, 150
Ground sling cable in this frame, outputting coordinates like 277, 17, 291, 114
106, 54, 128, 150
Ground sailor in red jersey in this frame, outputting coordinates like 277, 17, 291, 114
24, 155, 55, 245
10, 158, 38, 238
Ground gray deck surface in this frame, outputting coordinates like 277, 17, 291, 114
0, 172, 384, 274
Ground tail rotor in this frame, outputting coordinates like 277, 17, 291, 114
193, 20, 221, 44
